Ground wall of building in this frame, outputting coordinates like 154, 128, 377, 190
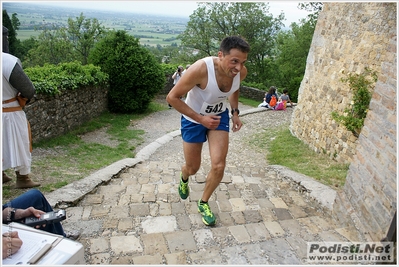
290, 2, 396, 241
290, 2, 396, 163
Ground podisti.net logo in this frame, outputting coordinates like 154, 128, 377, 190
307, 242, 394, 263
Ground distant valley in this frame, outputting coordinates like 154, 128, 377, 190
2, 2, 188, 46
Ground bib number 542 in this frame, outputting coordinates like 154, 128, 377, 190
205, 103, 223, 114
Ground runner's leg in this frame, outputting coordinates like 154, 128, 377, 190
181, 141, 203, 179
201, 130, 229, 202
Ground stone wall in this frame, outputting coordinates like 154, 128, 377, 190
290, 2, 396, 163
239, 86, 265, 101
332, 31, 397, 242
291, 2, 396, 241
24, 86, 108, 143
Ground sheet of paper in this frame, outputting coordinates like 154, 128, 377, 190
2, 224, 58, 265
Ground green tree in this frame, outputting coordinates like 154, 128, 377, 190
24, 26, 74, 67
20, 12, 106, 66
275, 19, 316, 101
271, 3, 322, 101
11, 13, 20, 31
178, 2, 284, 85
67, 13, 106, 65
179, 4, 214, 56
18, 36, 38, 62
2, 10, 20, 56
298, 2, 323, 22
89, 30, 165, 113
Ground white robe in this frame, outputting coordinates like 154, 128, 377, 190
2, 52, 31, 175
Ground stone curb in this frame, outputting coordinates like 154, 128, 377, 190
45, 107, 336, 211
135, 129, 181, 160
267, 165, 337, 211
45, 158, 141, 208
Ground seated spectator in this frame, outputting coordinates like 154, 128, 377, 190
279, 89, 294, 107
2, 189, 80, 246
259, 86, 278, 109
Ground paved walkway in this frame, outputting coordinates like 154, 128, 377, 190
45, 104, 364, 265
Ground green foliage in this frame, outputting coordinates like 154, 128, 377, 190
179, 2, 285, 84
11, 12, 20, 31
21, 12, 106, 67
332, 68, 377, 137
89, 30, 165, 113
67, 13, 106, 65
18, 36, 38, 62
24, 26, 74, 67
298, 2, 324, 22
24, 61, 109, 95
2, 10, 21, 56
274, 19, 316, 102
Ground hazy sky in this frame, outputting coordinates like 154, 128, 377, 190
20, 1, 311, 26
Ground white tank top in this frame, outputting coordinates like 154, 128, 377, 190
183, 56, 240, 123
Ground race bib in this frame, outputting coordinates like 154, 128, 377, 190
199, 100, 227, 116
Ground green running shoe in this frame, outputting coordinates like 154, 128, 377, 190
197, 199, 216, 226
178, 173, 189, 199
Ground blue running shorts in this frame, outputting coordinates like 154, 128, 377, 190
181, 109, 230, 143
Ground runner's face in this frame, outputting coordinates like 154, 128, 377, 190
218, 48, 248, 78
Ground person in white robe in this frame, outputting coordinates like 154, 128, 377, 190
2, 26, 40, 188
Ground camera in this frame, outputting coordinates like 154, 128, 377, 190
177, 68, 182, 73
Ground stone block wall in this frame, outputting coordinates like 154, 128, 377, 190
24, 86, 108, 143
333, 37, 397, 241
239, 86, 265, 102
291, 2, 396, 241
290, 2, 396, 163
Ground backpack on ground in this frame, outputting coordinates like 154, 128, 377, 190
275, 101, 286, 111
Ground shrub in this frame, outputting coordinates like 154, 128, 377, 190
24, 61, 109, 95
332, 67, 377, 137
89, 30, 165, 113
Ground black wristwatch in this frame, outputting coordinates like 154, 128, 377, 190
11, 208, 16, 221
7, 208, 16, 223
231, 108, 240, 116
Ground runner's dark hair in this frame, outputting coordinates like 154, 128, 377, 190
219, 35, 250, 55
